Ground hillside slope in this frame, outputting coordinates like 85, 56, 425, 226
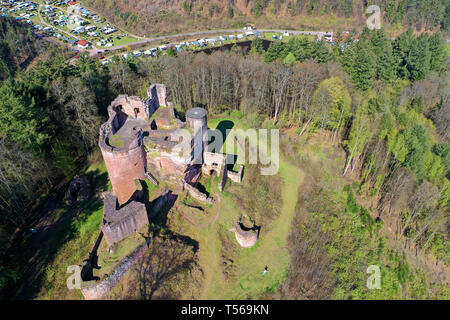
81, 0, 449, 37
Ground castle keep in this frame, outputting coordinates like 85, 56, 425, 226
98, 84, 243, 246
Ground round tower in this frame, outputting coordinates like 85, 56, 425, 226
99, 117, 147, 205
186, 107, 208, 164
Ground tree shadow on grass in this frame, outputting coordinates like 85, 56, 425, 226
208, 120, 234, 152
144, 186, 199, 253
13, 168, 108, 299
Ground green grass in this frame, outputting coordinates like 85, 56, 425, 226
206, 159, 302, 298
144, 179, 159, 200
29, 159, 109, 299
108, 135, 124, 148
111, 36, 140, 47
167, 114, 303, 299
95, 231, 146, 280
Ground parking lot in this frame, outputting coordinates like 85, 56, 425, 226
1, 0, 140, 50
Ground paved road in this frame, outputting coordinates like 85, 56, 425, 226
90, 29, 326, 55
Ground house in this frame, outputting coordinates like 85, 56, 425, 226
68, 1, 77, 5
77, 39, 89, 49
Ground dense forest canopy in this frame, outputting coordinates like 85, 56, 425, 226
0, 18, 46, 79
0, 15, 448, 299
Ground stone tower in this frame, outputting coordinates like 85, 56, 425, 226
186, 107, 208, 164
98, 98, 148, 205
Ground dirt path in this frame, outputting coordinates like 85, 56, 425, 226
210, 174, 221, 228
197, 122, 303, 298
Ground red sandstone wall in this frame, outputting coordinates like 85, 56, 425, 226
81, 242, 148, 300
102, 146, 146, 204
113, 96, 147, 120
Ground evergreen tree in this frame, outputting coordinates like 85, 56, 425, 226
428, 32, 446, 72
264, 41, 286, 62
376, 43, 396, 82
341, 41, 376, 90
406, 34, 431, 81
249, 37, 265, 55
0, 79, 52, 152
392, 29, 414, 79
370, 28, 389, 57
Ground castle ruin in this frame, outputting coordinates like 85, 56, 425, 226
98, 84, 243, 246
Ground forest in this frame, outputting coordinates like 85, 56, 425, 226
78, 0, 450, 37
0, 16, 448, 298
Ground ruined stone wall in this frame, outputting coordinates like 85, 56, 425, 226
147, 84, 168, 116
147, 148, 192, 179
111, 95, 148, 120
202, 152, 226, 174
81, 242, 148, 300
183, 182, 215, 204
229, 224, 258, 248
202, 152, 227, 191
227, 165, 244, 183
101, 192, 149, 246
102, 206, 148, 246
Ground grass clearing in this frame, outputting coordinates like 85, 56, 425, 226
16, 159, 110, 299
168, 114, 304, 299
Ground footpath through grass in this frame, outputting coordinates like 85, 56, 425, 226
197, 114, 303, 298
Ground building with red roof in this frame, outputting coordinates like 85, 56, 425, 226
77, 39, 90, 49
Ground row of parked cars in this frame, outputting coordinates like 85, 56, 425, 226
96, 31, 263, 64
